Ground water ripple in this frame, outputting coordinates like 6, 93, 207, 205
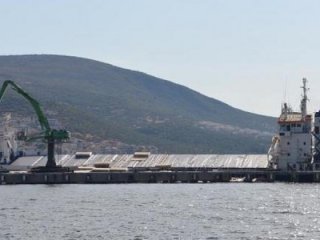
0, 184, 320, 239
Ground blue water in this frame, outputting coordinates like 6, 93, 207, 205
1, 183, 320, 239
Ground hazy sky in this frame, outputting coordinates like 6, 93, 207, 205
1, 0, 320, 117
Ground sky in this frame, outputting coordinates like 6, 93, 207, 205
0, 0, 320, 117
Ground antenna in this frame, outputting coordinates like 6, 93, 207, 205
281, 78, 288, 115
300, 78, 309, 117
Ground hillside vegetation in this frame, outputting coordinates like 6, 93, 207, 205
0, 55, 276, 153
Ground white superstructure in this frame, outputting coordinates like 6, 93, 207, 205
0, 113, 18, 164
269, 79, 315, 171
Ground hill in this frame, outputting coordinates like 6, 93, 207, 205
0, 54, 276, 153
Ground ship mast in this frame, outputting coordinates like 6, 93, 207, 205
300, 78, 308, 118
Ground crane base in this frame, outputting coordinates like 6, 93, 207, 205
30, 166, 72, 173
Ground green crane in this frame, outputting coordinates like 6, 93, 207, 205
0, 80, 70, 171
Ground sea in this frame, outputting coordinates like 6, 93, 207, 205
0, 183, 319, 240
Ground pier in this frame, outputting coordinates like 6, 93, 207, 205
1, 169, 320, 184
1, 153, 319, 184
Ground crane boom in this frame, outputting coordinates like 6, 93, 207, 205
0, 80, 51, 131
0, 80, 70, 171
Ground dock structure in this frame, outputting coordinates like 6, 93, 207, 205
1, 153, 319, 184
7, 153, 269, 171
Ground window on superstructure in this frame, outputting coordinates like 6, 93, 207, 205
287, 142, 290, 145
303, 125, 308, 133
280, 125, 286, 131
286, 125, 291, 131
316, 127, 320, 134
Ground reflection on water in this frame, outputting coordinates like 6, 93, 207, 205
0, 183, 320, 239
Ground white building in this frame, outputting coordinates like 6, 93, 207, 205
0, 113, 18, 164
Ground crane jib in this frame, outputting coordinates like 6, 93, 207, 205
0, 80, 70, 171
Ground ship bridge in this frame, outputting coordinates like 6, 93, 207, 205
269, 78, 313, 171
